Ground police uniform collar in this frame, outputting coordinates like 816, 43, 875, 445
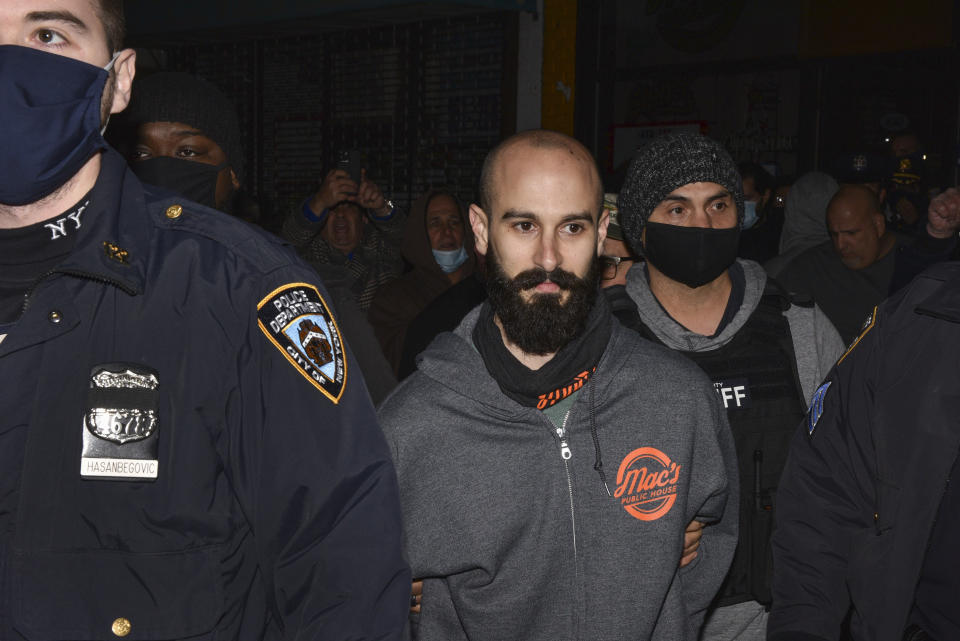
52, 148, 148, 296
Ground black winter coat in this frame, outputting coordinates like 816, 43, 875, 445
768, 261, 960, 641
0, 150, 409, 640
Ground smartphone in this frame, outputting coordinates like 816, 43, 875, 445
336, 150, 363, 187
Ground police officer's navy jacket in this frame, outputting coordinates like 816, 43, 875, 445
0, 149, 410, 640
768, 261, 960, 641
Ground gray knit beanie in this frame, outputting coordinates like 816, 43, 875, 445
123, 72, 244, 182
617, 133, 743, 250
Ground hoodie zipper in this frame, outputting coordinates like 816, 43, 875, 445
555, 410, 578, 563
555, 409, 582, 636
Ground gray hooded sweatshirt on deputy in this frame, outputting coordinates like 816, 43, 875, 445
379, 308, 739, 641
625, 259, 844, 403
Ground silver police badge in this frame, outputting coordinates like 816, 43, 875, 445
81, 363, 160, 480
86, 368, 158, 444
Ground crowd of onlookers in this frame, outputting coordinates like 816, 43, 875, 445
113, 71, 960, 407
12, 3, 960, 638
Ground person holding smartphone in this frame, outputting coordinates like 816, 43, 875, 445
282, 155, 405, 311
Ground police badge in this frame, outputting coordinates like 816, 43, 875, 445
81, 363, 160, 480
257, 282, 347, 403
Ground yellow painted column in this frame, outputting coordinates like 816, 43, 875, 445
541, 0, 577, 134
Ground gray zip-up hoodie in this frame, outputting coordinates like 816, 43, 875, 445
379, 309, 739, 641
624, 259, 844, 402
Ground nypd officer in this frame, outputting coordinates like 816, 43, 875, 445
768, 249, 960, 639
616, 133, 845, 640
0, 2, 409, 640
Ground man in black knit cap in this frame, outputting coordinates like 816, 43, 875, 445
119, 71, 244, 213
616, 132, 844, 641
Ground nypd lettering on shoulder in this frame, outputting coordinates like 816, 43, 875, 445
257, 282, 347, 403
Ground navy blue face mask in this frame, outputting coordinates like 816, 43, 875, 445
0, 46, 113, 206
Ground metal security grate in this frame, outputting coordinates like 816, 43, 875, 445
159, 12, 508, 228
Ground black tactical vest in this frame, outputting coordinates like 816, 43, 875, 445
619, 289, 808, 606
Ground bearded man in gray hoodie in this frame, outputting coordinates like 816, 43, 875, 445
616, 133, 845, 641
379, 129, 739, 640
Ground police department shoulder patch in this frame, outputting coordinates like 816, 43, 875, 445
257, 282, 347, 403
807, 381, 832, 435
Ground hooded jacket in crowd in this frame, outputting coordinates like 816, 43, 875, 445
367, 189, 476, 373
626, 259, 843, 404
378, 306, 740, 640
623, 258, 844, 627
765, 171, 839, 278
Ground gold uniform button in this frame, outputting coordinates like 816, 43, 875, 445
165, 204, 183, 219
111, 617, 131, 637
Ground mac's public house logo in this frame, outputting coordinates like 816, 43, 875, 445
614, 447, 682, 521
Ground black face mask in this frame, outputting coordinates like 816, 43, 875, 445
643, 221, 740, 288
131, 156, 226, 210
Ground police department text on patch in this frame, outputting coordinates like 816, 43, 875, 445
257, 283, 347, 403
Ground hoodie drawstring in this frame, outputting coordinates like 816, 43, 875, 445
589, 381, 612, 497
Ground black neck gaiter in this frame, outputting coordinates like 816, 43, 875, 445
0, 194, 92, 324
473, 294, 613, 408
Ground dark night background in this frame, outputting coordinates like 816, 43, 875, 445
120, 0, 959, 229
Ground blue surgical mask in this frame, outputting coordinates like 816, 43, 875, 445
742, 200, 759, 229
0, 46, 116, 206
432, 246, 469, 273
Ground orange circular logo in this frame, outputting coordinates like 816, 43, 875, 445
614, 447, 681, 521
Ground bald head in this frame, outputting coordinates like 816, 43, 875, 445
478, 129, 603, 216
827, 184, 889, 270
829, 184, 882, 218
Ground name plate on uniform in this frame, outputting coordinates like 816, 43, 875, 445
81, 363, 160, 481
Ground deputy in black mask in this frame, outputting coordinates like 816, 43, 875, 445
614, 132, 845, 641
118, 72, 243, 215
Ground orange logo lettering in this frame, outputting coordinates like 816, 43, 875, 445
614, 447, 681, 521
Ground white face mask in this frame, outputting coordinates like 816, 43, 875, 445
742, 200, 759, 229
432, 246, 468, 273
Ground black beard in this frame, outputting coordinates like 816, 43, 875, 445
485, 247, 600, 355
